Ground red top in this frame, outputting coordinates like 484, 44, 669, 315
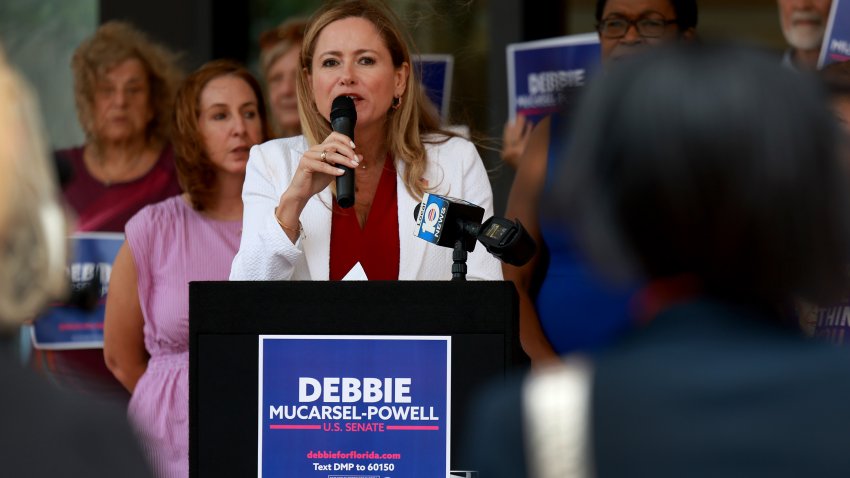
329, 158, 400, 280
59, 144, 182, 232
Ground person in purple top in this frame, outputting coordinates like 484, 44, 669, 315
103, 60, 270, 478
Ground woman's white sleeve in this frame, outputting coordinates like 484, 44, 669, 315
230, 143, 304, 281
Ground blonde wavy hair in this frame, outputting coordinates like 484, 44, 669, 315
72, 21, 183, 147
0, 50, 68, 331
297, 0, 456, 200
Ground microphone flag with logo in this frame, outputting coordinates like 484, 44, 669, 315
414, 193, 484, 252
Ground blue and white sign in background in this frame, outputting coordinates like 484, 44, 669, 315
507, 33, 600, 124
414, 54, 454, 124
32, 232, 123, 350
819, 0, 850, 68
259, 335, 450, 478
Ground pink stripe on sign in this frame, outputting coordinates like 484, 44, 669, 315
385, 425, 440, 431
270, 425, 322, 430
58, 323, 104, 331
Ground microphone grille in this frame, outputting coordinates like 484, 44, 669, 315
330, 95, 356, 121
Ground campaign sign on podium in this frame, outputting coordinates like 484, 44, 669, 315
190, 281, 524, 477
32, 232, 123, 349
259, 335, 450, 478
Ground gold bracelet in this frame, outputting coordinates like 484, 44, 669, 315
274, 208, 305, 239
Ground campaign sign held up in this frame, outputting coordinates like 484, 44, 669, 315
259, 336, 450, 478
32, 232, 123, 350
414, 54, 454, 124
507, 33, 600, 124
819, 0, 850, 68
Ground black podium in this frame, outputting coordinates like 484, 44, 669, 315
189, 280, 526, 477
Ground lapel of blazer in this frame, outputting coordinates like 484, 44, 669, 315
303, 187, 333, 280
396, 159, 427, 280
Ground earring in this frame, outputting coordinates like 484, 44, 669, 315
391, 96, 401, 111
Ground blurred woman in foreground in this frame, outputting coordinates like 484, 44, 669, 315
0, 48, 151, 478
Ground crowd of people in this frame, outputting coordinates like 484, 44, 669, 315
4, 0, 850, 476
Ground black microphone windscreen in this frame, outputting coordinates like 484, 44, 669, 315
331, 95, 357, 123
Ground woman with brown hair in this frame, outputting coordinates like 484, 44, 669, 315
33, 21, 184, 398
62, 20, 183, 231
231, 0, 501, 282
103, 59, 269, 477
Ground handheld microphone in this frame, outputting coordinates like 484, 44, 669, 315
330, 95, 356, 208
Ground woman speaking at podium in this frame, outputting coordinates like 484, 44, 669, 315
230, 0, 501, 282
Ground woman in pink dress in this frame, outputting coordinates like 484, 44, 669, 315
103, 59, 270, 478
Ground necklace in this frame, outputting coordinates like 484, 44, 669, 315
358, 152, 392, 171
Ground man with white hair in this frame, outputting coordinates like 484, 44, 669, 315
778, 0, 832, 69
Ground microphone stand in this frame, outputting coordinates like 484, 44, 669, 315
451, 239, 467, 281
450, 220, 481, 281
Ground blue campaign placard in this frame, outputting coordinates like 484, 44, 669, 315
259, 336, 450, 478
507, 33, 600, 124
32, 232, 123, 350
414, 54, 454, 124
819, 0, 850, 67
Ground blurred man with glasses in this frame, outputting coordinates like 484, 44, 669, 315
597, 0, 697, 61
777, 0, 832, 70
503, 0, 698, 366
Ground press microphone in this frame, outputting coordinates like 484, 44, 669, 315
414, 193, 485, 253
414, 193, 537, 267
330, 95, 356, 208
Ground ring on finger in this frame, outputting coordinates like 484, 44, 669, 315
320, 150, 327, 161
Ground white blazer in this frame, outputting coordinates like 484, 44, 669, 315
230, 135, 503, 281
